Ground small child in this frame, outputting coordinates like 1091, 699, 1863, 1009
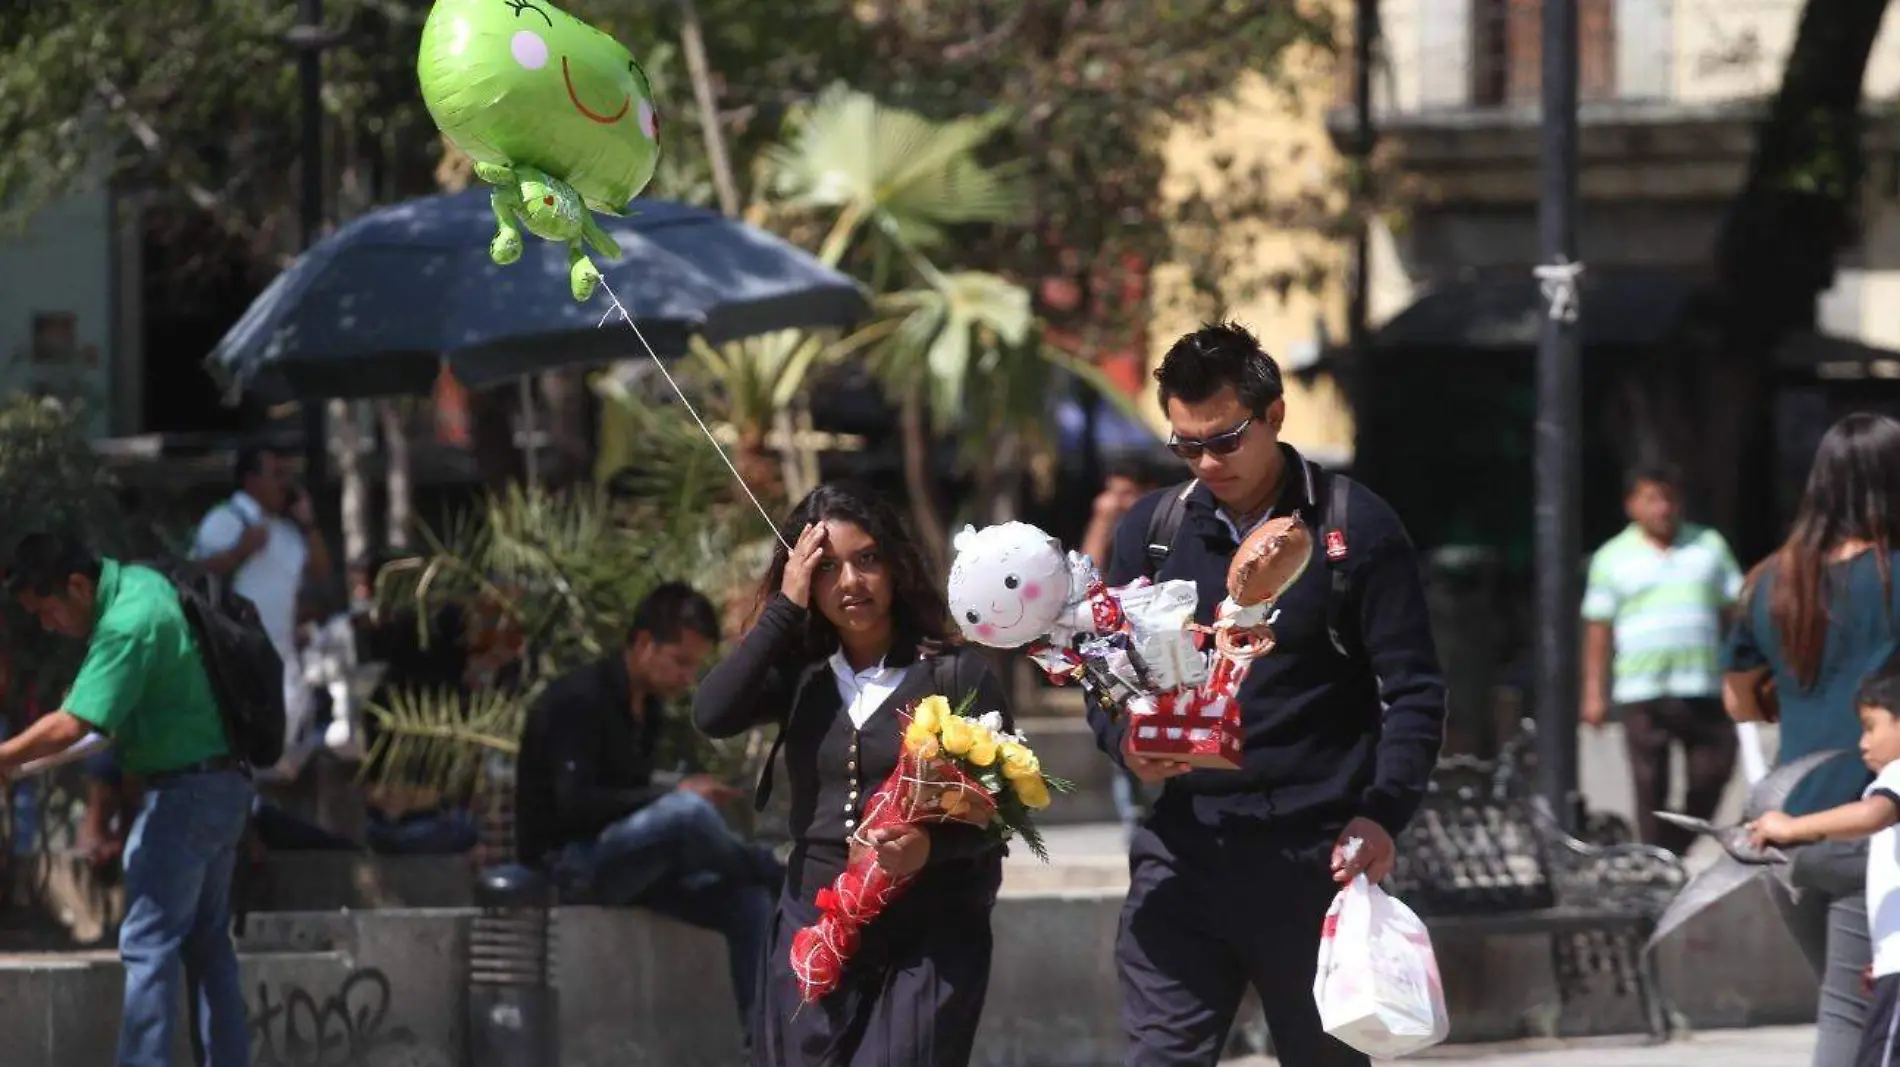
1750, 662, 1900, 1066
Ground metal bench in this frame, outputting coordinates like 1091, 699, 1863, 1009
1386, 723, 1687, 1040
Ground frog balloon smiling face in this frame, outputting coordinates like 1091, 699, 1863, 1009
947, 523, 1070, 649
418, 0, 661, 212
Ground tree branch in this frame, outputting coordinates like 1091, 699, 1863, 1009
91, 78, 219, 213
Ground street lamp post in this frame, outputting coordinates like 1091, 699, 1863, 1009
1535, 0, 1583, 831
292, 0, 329, 494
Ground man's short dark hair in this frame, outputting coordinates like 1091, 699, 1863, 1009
6, 532, 102, 597
1860, 655, 1900, 716
1624, 463, 1682, 497
234, 443, 287, 491
1154, 321, 1284, 416
628, 581, 720, 646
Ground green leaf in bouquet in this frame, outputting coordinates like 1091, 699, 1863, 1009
1012, 809, 1053, 864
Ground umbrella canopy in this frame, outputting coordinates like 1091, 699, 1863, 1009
209, 191, 869, 402
1644, 748, 1847, 953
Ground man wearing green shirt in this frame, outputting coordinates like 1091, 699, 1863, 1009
1, 532, 252, 1067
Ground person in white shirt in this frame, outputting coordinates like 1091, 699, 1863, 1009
1750, 660, 1900, 1067
191, 445, 333, 775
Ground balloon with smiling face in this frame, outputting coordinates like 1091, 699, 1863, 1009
417, 0, 662, 301
946, 523, 1073, 649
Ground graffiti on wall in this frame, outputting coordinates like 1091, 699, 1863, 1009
247, 967, 420, 1067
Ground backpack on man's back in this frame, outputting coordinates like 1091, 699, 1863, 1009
155, 561, 287, 769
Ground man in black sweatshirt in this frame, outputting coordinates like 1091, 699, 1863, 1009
1091, 322, 1447, 1067
515, 582, 781, 1033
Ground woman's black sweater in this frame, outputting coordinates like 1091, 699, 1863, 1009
693, 594, 1012, 912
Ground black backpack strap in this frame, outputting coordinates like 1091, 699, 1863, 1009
1144, 482, 1197, 576
1309, 459, 1357, 658
752, 663, 823, 813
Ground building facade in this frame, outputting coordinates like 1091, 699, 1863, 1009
0, 186, 142, 440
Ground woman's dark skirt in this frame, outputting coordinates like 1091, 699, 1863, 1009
752, 888, 994, 1067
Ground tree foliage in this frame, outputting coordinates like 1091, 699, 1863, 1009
672, 0, 1344, 355
365, 399, 769, 796
1, 0, 1342, 327
1640, 0, 1893, 551
0, 395, 173, 719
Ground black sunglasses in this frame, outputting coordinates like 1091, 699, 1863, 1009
1167, 417, 1254, 461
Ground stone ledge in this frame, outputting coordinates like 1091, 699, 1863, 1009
0, 876, 1820, 1067
253, 852, 476, 911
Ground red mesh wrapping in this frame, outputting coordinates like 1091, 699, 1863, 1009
787, 748, 996, 1003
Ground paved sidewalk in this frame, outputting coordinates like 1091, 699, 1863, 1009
1227, 1026, 1814, 1067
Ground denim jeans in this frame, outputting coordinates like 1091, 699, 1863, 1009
1768, 876, 1871, 1067
556, 790, 779, 1026
366, 807, 478, 855
118, 768, 253, 1067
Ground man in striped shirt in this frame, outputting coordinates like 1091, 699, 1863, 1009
1581, 465, 1744, 855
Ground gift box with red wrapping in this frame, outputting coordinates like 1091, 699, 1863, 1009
1124, 690, 1244, 770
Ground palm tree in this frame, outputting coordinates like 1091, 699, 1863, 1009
760, 85, 1035, 565
361, 399, 772, 807
765, 86, 1151, 562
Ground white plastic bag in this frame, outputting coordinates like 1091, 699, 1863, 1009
1313, 868, 1451, 1059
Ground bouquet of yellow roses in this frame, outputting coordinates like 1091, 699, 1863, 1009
789, 693, 1073, 1002
899, 694, 1070, 858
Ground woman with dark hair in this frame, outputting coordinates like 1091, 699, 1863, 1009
693, 482, 1011, 1067
1725, 411, 1900, 1067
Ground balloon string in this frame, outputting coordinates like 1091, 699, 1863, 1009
593, 275, 792, 552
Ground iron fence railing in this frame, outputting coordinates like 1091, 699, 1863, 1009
0, 765, 115, 945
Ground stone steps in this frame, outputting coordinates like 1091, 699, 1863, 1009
1014, 714, 1123, 826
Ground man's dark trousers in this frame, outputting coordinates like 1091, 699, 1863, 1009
1620, 696, 1737, 856
1117, 814, 1368, 1067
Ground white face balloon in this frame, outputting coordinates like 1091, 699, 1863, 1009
946, 522, 1071, 649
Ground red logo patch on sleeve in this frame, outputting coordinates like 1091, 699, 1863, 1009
1325, 530, 1348, 561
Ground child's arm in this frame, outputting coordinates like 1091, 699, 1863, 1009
1751, 796, 1900, 847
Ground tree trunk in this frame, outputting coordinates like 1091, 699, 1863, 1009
734, 429, 784, 508
470, 386, 524, 490
377, 399, 412, 554
1651, 0, 1891, 558
680, 0, 820, 505
985, 430, 1022, 526
900, 388, 948, 574
678, 0, 742, 217
537, 367, 594, 488
328, 399, 371, 573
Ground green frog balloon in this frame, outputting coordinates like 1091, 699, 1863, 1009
418, 0, 662, 302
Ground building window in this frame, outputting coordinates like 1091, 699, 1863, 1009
30, 312, 79, 364
1470, 0, 1620, 107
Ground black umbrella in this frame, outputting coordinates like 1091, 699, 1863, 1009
208, 190, 869, 402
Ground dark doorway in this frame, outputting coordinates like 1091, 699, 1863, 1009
140, 206, 268, 435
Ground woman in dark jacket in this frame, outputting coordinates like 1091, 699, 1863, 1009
1725, 412, 1900, 1067
694, 482, 1010, 1067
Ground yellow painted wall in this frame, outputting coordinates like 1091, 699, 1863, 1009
1143, 51, 1358, 464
